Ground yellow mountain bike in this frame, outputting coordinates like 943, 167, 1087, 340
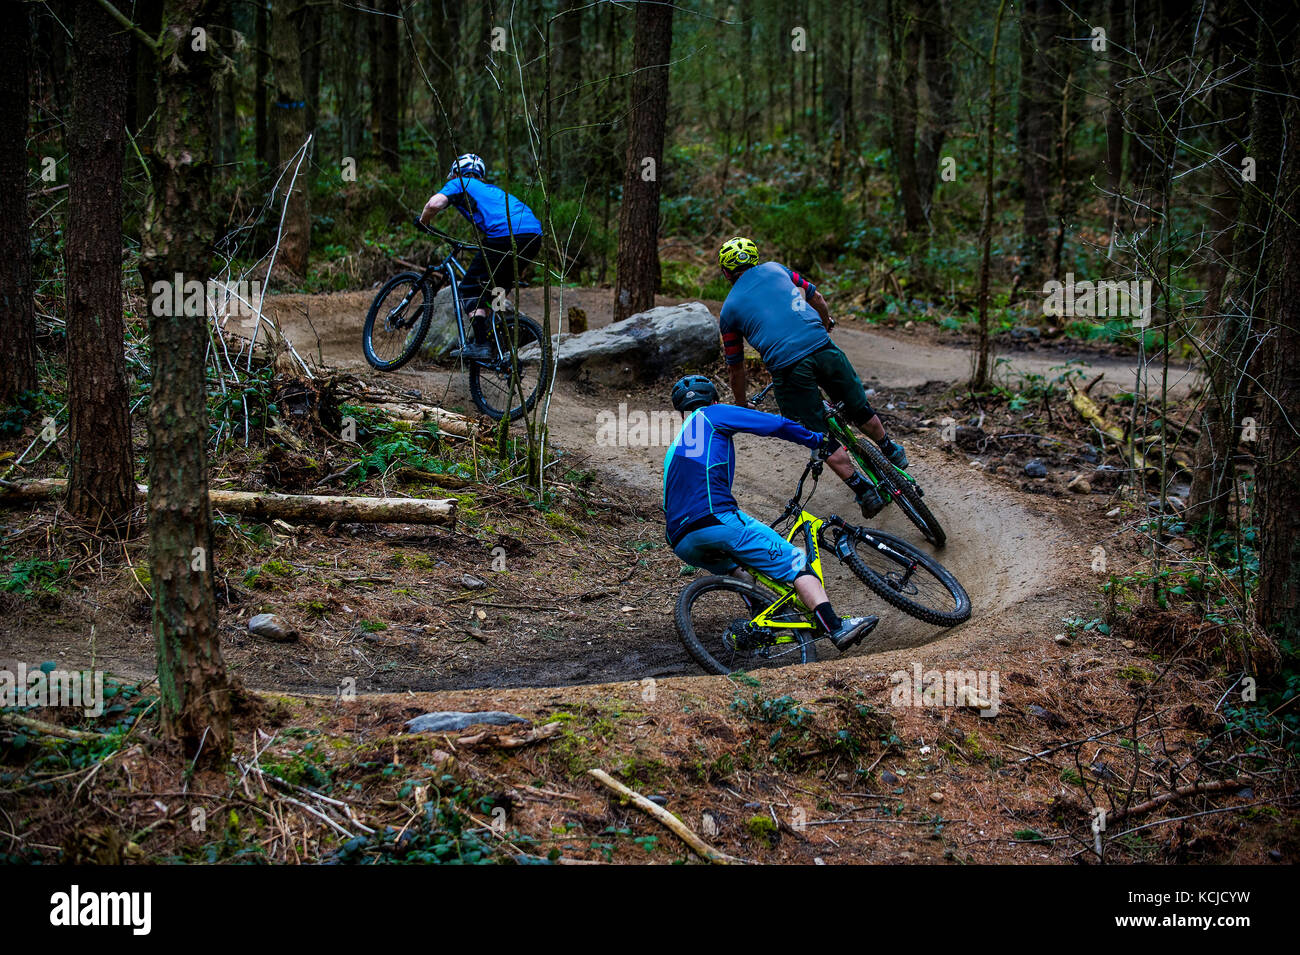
674, 452, 970, 675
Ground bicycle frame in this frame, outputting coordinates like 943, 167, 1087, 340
408, 253, 471, 352
752, 383, 918, 490
409, 227, 515, 361
746, 512, 825, 637
730, 460, 834, 645
823, 406, 894, 488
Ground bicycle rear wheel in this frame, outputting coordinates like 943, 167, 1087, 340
836, 527, 970, 626
468, 313, 552, 421
363, 272, 431, 371
845, 435, 946, 547
674, 576, 817, 675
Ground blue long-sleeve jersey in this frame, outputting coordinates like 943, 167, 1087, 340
662, 403, 821, 544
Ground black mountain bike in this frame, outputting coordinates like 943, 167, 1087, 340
361, 221, 552, 421
753, 383, 946, 547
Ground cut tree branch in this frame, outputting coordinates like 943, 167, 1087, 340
0, 479, 456, 526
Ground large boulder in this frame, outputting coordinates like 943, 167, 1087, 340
521, 302, 719, 384
418, 287, 524, 360
418, 286, 462, 360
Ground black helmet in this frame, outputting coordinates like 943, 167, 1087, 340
671, 375, 718, 413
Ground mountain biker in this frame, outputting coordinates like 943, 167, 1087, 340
418, 153, 543, 360
662, 375, 879, 652
716, 236, 909, 519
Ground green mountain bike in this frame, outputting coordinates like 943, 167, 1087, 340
753, 383, 946, 547
674, 452, 970, 675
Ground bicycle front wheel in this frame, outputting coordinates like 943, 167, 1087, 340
363, 272, 432, 370
468, 313, 552, 421
674, 576, 817, 675
837, 527, 970, 626
846, 435, 946, 547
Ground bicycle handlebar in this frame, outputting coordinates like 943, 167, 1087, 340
412, 218, 478, 251
771, 454, 823, 528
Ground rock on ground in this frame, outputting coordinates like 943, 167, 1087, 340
248, 613, 299, 643
404, 711, 528, 733
419, 287, 468, 360
519, 302, 720, 384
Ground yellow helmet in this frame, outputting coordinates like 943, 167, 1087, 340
718, 236, 759, 272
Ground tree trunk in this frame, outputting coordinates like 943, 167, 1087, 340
255, 0, 270, 166
272, 0, 310, 276
65, 0, 134, 526
741, 0, 754, 168
554, 0, 584, 188
217, 1, 238, 170
1049, 57, 1082, 281
0, 10, 37, 404
300, 0, 322, 150
1126, 3, 1171, 213
428, 0, 462, 171
613, 0, 673, 322
914, 0, 954, 223
338, 3, 363, 161
1257, 50, 1300, 649
377, 0, 401, 170
130, 0, 165, 141
139, 0, 232, 766
972, 0, 1009, 392
1103, 0, 1126, 197
886, 0, 925, 235
1188, 0, 1256, 533
1016, 0, 1059, 287
474, 1, 496, 148
823, 1, 848, 183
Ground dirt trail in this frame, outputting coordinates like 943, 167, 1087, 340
268, 286, 1196, 395
258, 287, 1132, 678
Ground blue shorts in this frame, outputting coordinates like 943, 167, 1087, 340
672, 510, 806, 583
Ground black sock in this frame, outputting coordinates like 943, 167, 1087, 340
846, 473, 870, 495
471, 314, 489, 344
813, 602, 840, 632
877, 435, 893, 448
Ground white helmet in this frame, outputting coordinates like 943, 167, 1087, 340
449, 153, 486, 179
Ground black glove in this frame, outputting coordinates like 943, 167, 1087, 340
412, 216, 427, 232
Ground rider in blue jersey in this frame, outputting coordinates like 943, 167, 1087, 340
419, 153, 543, 359
662, 375, 878, 652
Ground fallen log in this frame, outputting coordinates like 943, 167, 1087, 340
1068, 385, 1158, 474
393, 467, 473, 489
362, 402, 475, 437
0, 479, 456, 526
455, 721, 562, 748
588, 768, 742, 864
1104, 777, 1250, 826
0, 712, 100, 741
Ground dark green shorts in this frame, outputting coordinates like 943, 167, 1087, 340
771, 344, 876, 433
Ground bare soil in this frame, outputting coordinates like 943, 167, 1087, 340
2, 285, 1137, 695
9, 287, 1282, 867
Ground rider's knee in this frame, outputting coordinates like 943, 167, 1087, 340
850, 405, 878, 429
